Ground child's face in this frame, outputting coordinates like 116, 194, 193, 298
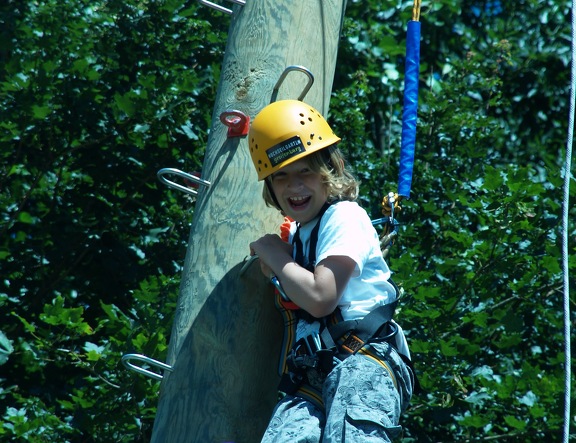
269, 158, 328, 224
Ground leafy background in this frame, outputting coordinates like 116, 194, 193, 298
1, 0, 574, 441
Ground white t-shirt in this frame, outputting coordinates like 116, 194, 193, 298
291, 200, 410, 358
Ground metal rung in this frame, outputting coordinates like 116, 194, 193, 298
271, 65, 315, 103
198, 0, 245, 14
122, 353, 173, 381
157, 168, 211, 197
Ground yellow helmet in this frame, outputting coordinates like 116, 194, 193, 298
248, 100, 341, 180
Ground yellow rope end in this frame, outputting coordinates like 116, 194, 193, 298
412, 0, 422, 21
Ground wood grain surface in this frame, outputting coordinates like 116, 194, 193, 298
151, 1, 346, 442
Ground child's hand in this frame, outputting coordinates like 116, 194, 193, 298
249, 234, 293, 277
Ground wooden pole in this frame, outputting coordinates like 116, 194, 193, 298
151, 1, 346, 442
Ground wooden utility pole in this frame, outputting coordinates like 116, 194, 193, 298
151, 1, 346, 442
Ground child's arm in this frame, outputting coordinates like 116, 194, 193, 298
250, 234, 355, 318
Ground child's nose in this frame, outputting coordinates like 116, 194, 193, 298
287, 175, 303, 189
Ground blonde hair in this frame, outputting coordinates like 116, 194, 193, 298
262, 145, 359, 210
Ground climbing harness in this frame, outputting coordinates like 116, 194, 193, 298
273, 203, 409, 408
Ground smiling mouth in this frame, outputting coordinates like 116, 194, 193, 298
288, 195, 311, 208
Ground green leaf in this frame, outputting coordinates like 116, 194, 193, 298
504, 414, 528, 430
0, 331, 14, 365
40, 295, 93, 335
439, 339, 459, 357
114, 92, 136, 117
83, 341, 105, 361
31, 105, 51, 119
18, 212, 34, 224
518, 390, 538, 407
12, 312, 36, 334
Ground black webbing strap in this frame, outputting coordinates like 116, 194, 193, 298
293, 203, 331, 271
320, 301, 398, 357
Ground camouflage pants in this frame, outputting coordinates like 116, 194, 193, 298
260, 342, 414, 442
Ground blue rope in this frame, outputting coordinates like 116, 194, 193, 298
398, 20, 421, 199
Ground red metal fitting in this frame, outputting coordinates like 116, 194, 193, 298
219, 110, 250, 137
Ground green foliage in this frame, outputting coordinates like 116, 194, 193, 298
1, 0, 226, 441
1, 0, 575, 441
331, 0, 575, 440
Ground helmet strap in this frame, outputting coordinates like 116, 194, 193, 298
321, 144, 338, 171
265, 179, 282, 210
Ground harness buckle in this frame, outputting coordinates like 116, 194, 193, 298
289, 354, 318, 370
341, 334, 365, 354
287, 332, 337, 376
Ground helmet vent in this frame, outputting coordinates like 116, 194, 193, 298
257, 160, 269, 174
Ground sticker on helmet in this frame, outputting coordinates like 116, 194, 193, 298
266, 136, 306, 167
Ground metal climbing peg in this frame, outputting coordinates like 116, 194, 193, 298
271, 65, 315, 103
157, 168, 211, 197
198, 0, 245, 15
121, 353, 173, 381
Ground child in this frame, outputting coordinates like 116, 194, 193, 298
248, 100, 414, 442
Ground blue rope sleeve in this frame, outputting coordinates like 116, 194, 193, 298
398, 20, 421, 199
